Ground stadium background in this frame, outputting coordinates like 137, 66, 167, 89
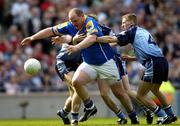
0, 0, 179, 119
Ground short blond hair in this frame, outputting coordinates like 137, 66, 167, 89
122, 13, 137, 25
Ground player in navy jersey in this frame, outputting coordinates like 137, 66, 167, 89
54, 36, 82, 125
68, 13, 177, 124
100, 24, 154, 124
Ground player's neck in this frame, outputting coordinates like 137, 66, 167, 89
78, 15, 86, 31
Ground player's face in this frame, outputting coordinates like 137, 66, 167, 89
121, 18, 132, 31
69, 14, 84, 30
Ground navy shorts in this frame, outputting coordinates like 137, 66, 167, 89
55, 49, 82, 80
141, 57, 168, 84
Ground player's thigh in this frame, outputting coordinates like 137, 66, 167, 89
97, 79, 111, 95
150, 83, 161, 95
137, 81, 152, 97
72, 62, 97, 86
122, 75, 131, 91
110, 80, 126, 96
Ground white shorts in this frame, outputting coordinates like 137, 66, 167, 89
76, 59, 120, 85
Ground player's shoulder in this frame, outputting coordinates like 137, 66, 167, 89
135, 26, 151, 37
127, 25, 138, 32
59, 21, 73, 28
85, 16, 98, 30
86, 15, 98, 24
54, 21, 73, 29
86, 15, 96, 21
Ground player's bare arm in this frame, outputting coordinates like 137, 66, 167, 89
66, 34, 96, 54
110, 43, 118, 47
51, 35, 72, 45
21, 27, 54, 46
96, 36, 118, 43
66, 35, 118, 54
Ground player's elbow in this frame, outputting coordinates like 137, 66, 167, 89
88, 34, 97, 42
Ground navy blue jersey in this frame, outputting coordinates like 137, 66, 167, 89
115, 26, 164, 65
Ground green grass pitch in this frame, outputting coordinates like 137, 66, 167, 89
0, 117, 179, 126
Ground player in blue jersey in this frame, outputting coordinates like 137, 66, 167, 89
64, 8, 139, 125
21, 21, 130, 126
53, 35, 130, 125
20, 9, 139, 125
52, 34, 131, 125
67, 13, 177, 124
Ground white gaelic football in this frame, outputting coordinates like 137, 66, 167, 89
24, 58, 41, 75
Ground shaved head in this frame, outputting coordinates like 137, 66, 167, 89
68, 8, 84, 19
68, 8, 85, 30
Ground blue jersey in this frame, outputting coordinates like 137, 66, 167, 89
52, 21, 78, 38
52, 16, 114, 65
115, 26, 164, 65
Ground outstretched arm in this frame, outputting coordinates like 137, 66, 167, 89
75, 35, 118, 50
66, 35, 118, 54
21, 27, 55, 46
97, 36, 118, 43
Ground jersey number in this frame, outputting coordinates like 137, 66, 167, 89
148, 35, 157, 45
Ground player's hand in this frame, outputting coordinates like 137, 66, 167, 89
121, 55, 136, 61
51, 35, 72, 45
121, 55, 131, 61
65, 45, 79, 55
72, 32, 86, 45
51, 36, 62, 45
21, 37, 33, 46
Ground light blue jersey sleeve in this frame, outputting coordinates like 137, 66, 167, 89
116, 26, 164, 65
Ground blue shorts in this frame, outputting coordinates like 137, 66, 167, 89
114, 54, 128, 78
55, 49, 82, 80
141, 57, 168, 84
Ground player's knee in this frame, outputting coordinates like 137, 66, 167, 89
126, 90, 132, 97
71, 78, 81, 88
113, 89, 125, 98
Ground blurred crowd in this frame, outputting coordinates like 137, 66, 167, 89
0, 0, 179, 95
